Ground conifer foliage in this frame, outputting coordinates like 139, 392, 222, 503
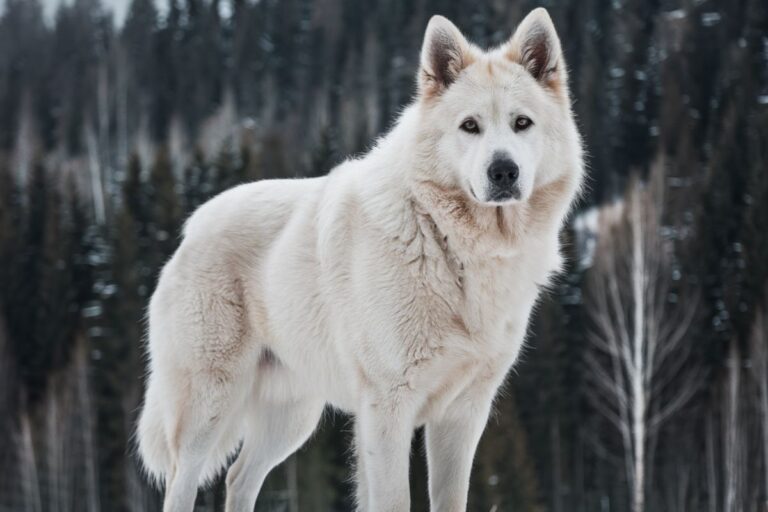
0, 0, 766, 510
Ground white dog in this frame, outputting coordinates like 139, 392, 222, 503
137, 8, 584, 512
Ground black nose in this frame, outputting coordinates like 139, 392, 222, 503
487, 158, 519, 190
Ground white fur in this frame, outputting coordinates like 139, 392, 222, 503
137, 8, 584, 512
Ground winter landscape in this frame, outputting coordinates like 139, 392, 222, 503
0, 0, 767, 511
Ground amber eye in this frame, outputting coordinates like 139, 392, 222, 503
514, 116, 533, 132
460, 118, 480, 134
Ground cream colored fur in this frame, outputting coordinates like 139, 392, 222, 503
137, 8, 584, 512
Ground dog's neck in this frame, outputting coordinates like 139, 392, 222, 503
411, 175, 575, 262
362, 103, 580, 263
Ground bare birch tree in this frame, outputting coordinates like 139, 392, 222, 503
584, 163, 701, 512
722, 340, 745, 512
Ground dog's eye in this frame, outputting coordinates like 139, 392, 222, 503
514, 116, 533, 132
460, 118, 480, 134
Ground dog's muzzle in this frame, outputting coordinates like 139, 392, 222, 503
486, 157, 521, 201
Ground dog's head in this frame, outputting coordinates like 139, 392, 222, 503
416, 8, 579, 206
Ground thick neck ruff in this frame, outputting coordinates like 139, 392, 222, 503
410, 174, 575, 262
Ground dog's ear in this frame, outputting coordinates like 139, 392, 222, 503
506, 8, 566, 92
419, 16, 473, 98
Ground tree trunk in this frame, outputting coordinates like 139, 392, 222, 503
551, 416, 563, 512
630, 186, 646, 512
723, 342, 742, 512
706, 411, 718, 512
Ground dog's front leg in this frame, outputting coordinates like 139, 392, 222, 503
425, 388, 495, 512
355, 397, 416, 512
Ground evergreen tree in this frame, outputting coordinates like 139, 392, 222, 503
183, 147, 211, 215
7, 158, 52, 403
309, 126, 339, 177
471, 392, 544, 512
0, 1, 765, 509
147, 146, 182, 275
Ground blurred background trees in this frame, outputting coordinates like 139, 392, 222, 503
0, 0, 766, 510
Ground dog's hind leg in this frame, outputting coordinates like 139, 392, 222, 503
162, 377, 246, 512
152, 283, 257, 512
163, 452, 205, 512
162, 410, 219, 512
225, 398, 324, 512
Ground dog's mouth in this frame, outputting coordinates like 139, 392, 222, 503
468, 183, 522, 206
489, 188, 521, 203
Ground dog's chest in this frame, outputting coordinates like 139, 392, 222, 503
403, 251, 551, 421
405, 213, 558, 333
337, 208, 561, 411
420, 238, 553, 340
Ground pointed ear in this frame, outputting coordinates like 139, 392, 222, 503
506, 8, 565, 91
419, 16, 474, 98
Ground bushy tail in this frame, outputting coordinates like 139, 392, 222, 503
136, 395, 172, 488
136, 383, 243, 489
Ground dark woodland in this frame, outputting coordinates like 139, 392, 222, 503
0, 0, 767, 511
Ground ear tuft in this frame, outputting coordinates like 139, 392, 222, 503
506, 8, 565, 90
419, 16, 473, 98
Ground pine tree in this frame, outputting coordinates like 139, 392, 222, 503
8, 157, 51, 404
212, 143, 240, 192
183, 147, 211, 215
0, 154, 19, 310
309, 126, 339, 177
470, 392, 544, 512
147, 146, 182, 276
91, 157, 149, 512
122, 0, 160, 133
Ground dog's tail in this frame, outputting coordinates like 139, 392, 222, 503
136, 392, 172, 488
